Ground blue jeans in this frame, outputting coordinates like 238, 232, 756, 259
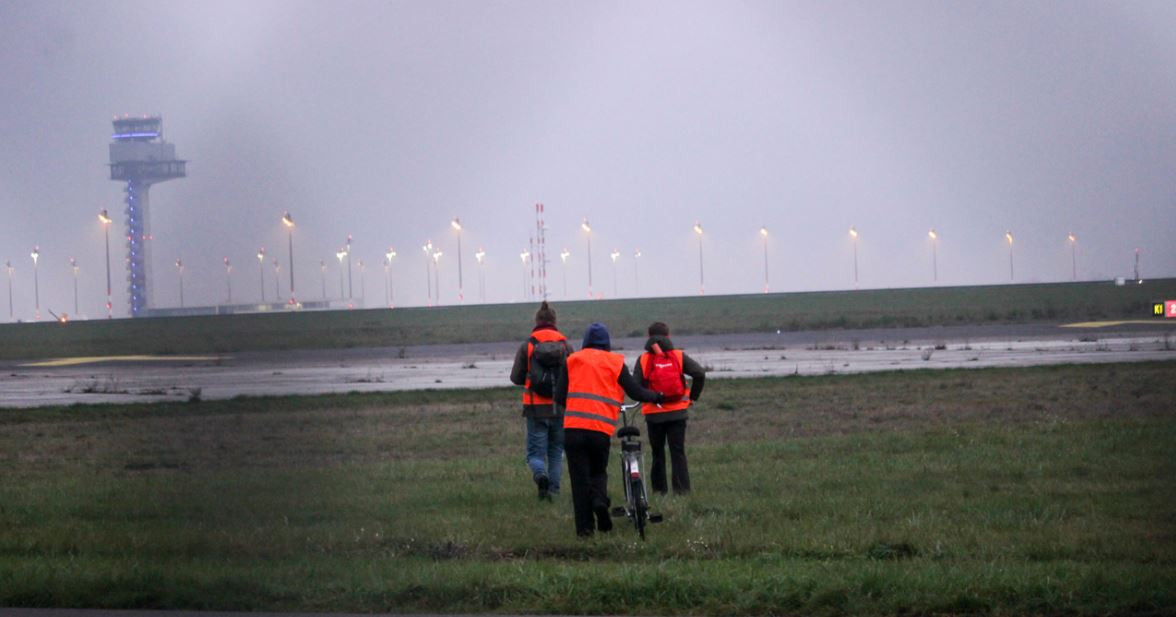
525, 417, 564, 494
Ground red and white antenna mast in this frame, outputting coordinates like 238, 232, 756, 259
535, 203, 548, 300
528, 236, 535, 300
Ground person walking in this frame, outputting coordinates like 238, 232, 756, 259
555, 322, 663, 537
509, 301, 572, 500
633, 321, 706, 495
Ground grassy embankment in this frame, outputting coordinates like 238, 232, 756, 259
1, 362, 1174, 615
0, 278, 1173, 360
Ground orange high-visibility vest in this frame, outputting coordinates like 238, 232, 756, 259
523, 328, 568, 414
563, 348, 626, 436
639, 349, 691, 416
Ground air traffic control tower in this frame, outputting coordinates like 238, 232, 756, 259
108, 116, 185, 317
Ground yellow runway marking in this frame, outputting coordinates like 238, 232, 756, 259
22, 355, 225, 367
1060, 320, 1176, 328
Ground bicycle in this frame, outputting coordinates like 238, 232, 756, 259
611, 402, 664, 539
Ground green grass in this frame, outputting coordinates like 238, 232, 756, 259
1, 278, 1173, 360
1, 362, 1174, 614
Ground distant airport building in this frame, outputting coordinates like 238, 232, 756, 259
106, 116, 328, 318
108, 116, 186, 317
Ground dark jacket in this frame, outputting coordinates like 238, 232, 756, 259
632, 334, 706, 424
510, 324, 573, 418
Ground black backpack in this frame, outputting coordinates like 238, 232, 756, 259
527, 335, 566, 398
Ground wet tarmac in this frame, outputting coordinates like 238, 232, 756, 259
1, 322, 1172, 408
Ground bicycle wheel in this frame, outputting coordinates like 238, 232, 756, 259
619, 456, 633, 512
630, 476, 647, 540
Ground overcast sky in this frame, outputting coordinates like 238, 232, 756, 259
2, 1, 1174, 319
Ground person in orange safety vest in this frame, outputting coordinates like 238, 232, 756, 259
554, 322, 663, 537
633, 321, 706, 495
509, 301, 572, 500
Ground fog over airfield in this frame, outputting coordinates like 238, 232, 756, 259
1, 1, 1174, 319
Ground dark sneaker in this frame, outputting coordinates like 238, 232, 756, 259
535, 473, 550, 500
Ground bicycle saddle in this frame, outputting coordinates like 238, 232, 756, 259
616, 426, 641, 438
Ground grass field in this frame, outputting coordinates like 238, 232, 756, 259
0, 278, 1173, 360
1, 362, 1174, 615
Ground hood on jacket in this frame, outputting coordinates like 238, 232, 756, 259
644, 334, 675, 353
582, 322, 611, 351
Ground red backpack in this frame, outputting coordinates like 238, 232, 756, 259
645, 346, 686, 399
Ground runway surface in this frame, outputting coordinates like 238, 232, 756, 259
1, 321, 1173, 408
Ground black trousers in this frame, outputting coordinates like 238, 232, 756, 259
563, 428, 612, 536
647, 418, 689, 494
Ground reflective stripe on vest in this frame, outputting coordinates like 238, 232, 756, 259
563, 348, 626, 436
564, 410, 617, 426
641, 349, 691, 415
522, 328, 568, 407
567, 392, 624, 407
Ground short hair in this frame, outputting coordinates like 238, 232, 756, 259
647, 321, 669, 336
535, 301, 557, 326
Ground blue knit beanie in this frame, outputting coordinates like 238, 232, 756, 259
582, 322, 611, 351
